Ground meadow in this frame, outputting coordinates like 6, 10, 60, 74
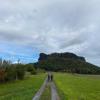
0, 74, 46, 100
54, 73, 100, 100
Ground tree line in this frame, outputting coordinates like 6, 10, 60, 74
0, 59, 37, 83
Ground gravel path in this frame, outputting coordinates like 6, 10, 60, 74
32, 76, 60, 100
32, 78, 47, 100
51, 82, 60, 100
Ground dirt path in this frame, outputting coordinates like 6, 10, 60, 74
51, 82, 60, 100
32, 77, 60, 100
32, 78, 47, 100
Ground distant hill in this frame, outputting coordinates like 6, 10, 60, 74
35, 52, 100, 74
39, 52, 86, 62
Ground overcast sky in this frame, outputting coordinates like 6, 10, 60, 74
0, 0, 100, 65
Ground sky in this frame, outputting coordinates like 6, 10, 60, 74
0, 0, 100, 66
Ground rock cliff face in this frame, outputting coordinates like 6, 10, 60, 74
39, 52, 86, 62
35, 52, 100, 74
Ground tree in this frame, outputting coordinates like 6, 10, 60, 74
16, 64, 25, 80
0, 68, 6, 82
5, 66, 16, 81
26, 64, 37, 75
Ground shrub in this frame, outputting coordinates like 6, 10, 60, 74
0, 60, 26, 83
26, 64, 34, 72
5, 66, 16, 81
16, 64, 25, 80
26, 64, 37, 75
0, 68, 6, 82
30, 67, 37, 75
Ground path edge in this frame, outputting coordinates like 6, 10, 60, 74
32, 77, 47, 100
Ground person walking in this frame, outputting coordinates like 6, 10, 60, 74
51, 73, 53, 81
48, 73, 50, 82
47, 72, 53, 82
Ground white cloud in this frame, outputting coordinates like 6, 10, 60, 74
0, 0, 100, 65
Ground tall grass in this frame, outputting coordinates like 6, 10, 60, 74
0, 74, 46, 100
54, 73, 100, 100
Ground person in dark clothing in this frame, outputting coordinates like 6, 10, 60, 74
47, 72, 53, 82
48, 73, 50, 81
51, 74, 53, 81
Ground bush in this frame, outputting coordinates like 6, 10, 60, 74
0, 68, 6, 82
26, 64, 33, 71
16, 64, 25, 80
0, 59, 26, 83
30, 68, 37, 75
5, 66, 16, 81
26, 64, 37, 75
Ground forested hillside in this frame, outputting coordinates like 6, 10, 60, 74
35, 52, 100, 74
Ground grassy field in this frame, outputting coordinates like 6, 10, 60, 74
54, 73, 100, 100
0, 74, 46, 100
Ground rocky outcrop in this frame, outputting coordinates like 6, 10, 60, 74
39, 52, 86, 62
35, 52, 100, 74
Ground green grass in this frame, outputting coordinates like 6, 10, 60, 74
0, 74, 46, 100
54, 73, 100, 100
40, 82, 51, 100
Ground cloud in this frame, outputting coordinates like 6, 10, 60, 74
0, 0, 100, 65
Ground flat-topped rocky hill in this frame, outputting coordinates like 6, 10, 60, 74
39, 52, 86, 62
35, 52, 100, 74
